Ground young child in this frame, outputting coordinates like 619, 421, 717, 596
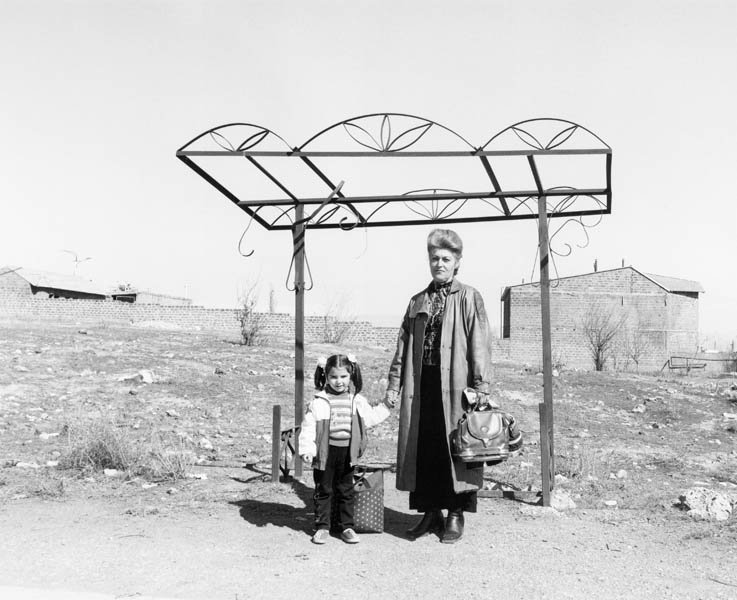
298, 353, 392, 545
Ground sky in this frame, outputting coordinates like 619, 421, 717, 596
1, 1, 735, 348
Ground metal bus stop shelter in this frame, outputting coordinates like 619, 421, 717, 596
176, 113, 613, 506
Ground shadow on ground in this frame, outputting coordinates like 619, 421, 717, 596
229, 476, 417, 541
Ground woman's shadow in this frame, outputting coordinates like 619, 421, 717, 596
229, 469, 417, 540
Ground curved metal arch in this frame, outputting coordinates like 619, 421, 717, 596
296, 112, 476, 152
177, 122, 293, 153
402, 188, 469, 221
480, 117, 611, 151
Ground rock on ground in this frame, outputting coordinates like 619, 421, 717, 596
679, 487, 735, 521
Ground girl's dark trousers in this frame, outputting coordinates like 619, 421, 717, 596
312, 444, 354, 531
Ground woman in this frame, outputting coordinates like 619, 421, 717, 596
385, 228, 492, 544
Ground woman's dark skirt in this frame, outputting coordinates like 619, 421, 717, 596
409, 365, 477, 513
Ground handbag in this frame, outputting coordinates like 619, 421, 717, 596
331, 465, 384, 533
451, 388, 523, 464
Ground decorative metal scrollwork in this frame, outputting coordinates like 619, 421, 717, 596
402, 189, 468, 220
527, 189, 608, 286
297, 112, 475, 151
177, 123, 292, 153
481, 118, 611, 152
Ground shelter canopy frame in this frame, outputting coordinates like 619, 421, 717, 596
176, 113, 614, 506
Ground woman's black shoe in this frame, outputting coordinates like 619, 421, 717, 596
406, 510, 444, 539
441, 510, 464, 544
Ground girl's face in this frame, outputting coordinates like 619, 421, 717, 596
428, 248, 460, 284
326, 365, 351, 393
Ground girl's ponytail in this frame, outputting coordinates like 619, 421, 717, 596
345, 353, 363, 395
313, 356, 327, 390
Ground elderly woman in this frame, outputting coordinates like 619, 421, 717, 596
385, 228, 492, 544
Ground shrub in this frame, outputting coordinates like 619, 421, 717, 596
145, 434, 196, 481
321, 293, 356, 344
237, 281, 265, 346
59, 421, 140, 473
59, 421, 195, 482
580, 302, 626, 371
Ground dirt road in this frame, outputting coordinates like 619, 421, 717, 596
0, 472, 734, 600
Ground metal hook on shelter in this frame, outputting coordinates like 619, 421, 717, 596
237, 211, 258, 257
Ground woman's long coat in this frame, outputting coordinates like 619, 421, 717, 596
387, 278, 492, 493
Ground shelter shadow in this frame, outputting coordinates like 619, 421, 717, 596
230, 477, 417, 541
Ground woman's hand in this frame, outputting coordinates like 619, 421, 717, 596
301, 455, 313, 465
476, 391, 500, 409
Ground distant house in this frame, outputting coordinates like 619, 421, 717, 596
111, 289, 192, 307
498, 266, 704, 371
0, 266, 109, 300
0, 266, 193, 307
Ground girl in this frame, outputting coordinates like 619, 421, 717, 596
298, 354, 392, 545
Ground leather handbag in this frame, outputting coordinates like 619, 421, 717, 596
452, 389, 523, 464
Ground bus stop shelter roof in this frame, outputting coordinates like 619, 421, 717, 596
176, 113, 612, 232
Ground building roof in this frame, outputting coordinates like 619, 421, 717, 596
110, 289, 192, 302
5, 266, 109, 297
642, 272, 705, 294
502, 266, 704, 297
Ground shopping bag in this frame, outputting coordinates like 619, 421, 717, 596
331, 466, 384, 533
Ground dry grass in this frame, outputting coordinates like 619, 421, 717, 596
59, 420, 141, 474
555, 439, 601, 480
59, 420, 194, 482
145, 434, 196, 481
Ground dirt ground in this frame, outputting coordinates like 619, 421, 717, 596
1, 321, 736, 599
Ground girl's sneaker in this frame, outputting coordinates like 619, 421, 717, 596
311, 529, 330, 544
341, 528, 360, 544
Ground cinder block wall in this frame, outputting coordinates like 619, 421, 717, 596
503, 269, 699, 371
0, 294, 400, 348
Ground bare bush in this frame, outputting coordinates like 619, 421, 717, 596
622, 320, 650, 372
580, 302, 626, 371
552, 349, 567, 372
146, 434, 195, 481
59, 421, 141, 473
59, 420, 196, 482
322, 293, 357, 344
237, 280, 265, 346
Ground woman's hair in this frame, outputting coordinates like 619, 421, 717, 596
427, 228, 463, 274
427, 228, 463, 259
314, 354, 363, 394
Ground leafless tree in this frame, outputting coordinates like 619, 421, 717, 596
580, 302, 626, 371
322, 292, 357, 344
237, 280, 265, 346
622, 319, 650, 372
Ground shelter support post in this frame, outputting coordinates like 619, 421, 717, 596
293, 205, 305, 479
537, 195, 555, 506
271, 405, 281, 482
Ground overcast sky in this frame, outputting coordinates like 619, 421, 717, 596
1, 1, 735, 347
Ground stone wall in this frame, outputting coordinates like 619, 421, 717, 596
0, 294, 399, 348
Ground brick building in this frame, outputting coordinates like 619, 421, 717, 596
111, 289, 192, 306
0, 266, 108, 300
497, 267, 704, 371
